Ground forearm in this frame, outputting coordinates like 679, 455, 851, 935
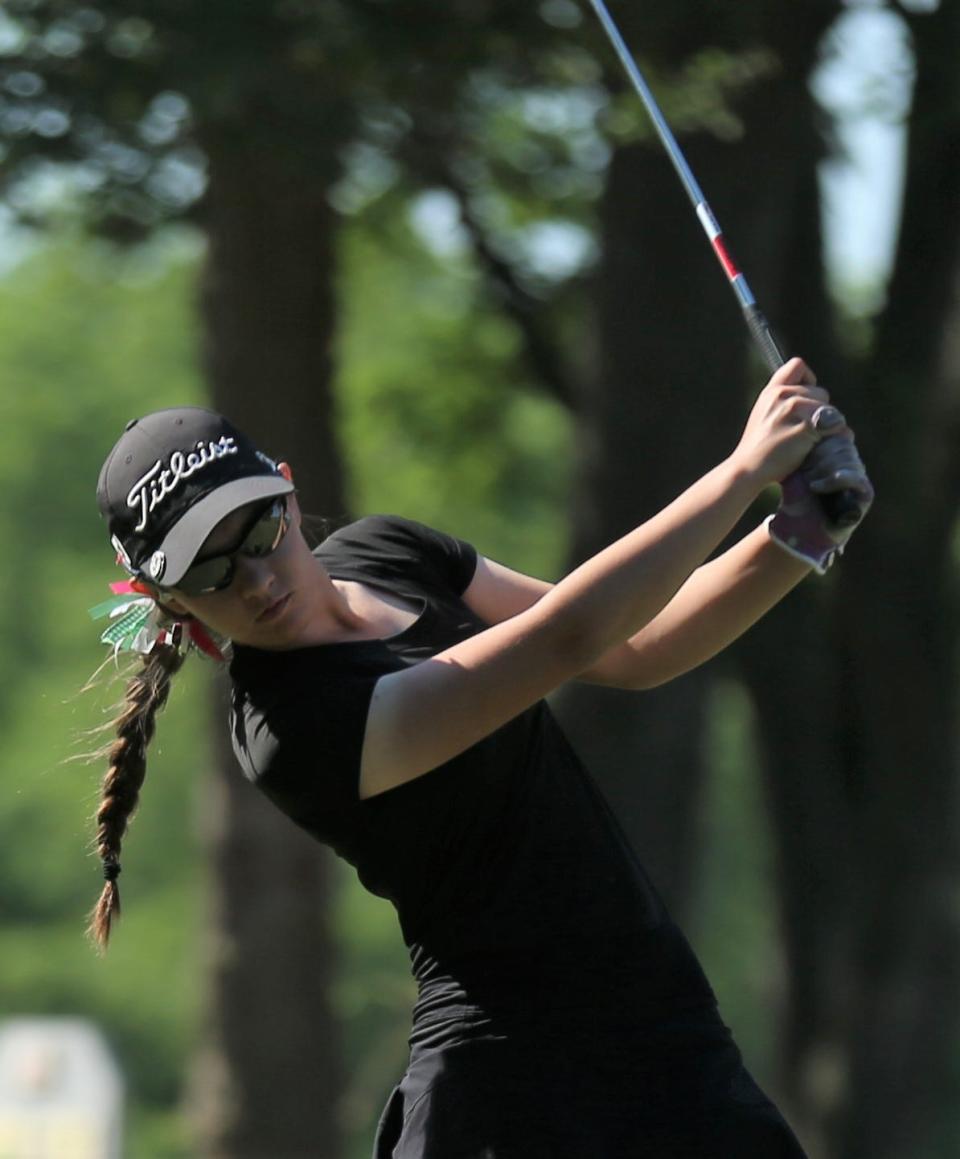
582, 523, 812, 689
533, 456, 760, 673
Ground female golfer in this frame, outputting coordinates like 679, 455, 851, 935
90, 357, 870, 1158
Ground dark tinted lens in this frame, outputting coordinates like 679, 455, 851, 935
242, 501, 286, 557
176, 555, 234, 596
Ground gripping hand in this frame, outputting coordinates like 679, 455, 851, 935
766, 406, 874, 574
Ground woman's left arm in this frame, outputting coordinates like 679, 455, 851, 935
463, 526, 811, 691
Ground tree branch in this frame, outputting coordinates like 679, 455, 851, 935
399, 133, 580, 412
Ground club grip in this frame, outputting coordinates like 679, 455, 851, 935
743, 304, 865, 530
819, 487, 865, 529
744, 304, 786, 376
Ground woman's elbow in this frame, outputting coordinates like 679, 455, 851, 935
575, 643, 665, 691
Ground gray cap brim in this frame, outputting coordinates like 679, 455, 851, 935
148, 475, 295, 586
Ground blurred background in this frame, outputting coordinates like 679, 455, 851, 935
0, 1, 957, 1157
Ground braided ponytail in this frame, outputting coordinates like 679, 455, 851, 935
88, 642, 186, 951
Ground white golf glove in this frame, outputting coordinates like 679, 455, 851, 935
766, 406, 874, 574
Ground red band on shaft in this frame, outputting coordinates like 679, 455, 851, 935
711, 234, 740, 282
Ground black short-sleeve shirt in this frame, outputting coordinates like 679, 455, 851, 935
226, 516, 812, 1158
229, 515, 713, 1023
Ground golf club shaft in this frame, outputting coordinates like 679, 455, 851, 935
586, 0, 862, 527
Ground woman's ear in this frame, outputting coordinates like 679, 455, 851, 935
131, 576, 191, 619
159, 595, 192, 617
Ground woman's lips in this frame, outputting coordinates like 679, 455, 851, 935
257, 593, 291, 623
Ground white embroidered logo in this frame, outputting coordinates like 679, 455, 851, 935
148, 550, 167, 581
127, 436, 238, 532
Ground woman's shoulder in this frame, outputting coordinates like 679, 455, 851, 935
317, 513, 478, 593
318, 513, 449, 554
315, 511, 403, 543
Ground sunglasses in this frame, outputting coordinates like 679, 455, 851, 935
163, 497, 291, 596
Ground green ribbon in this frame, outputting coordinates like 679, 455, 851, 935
88, 594, 137, 621
99, 603, 154, 650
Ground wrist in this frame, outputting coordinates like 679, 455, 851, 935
764, 513, 835, 574
719, 453, 765, 506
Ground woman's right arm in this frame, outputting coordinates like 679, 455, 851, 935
358, 359, 827, 800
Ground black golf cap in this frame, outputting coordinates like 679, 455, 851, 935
97, 407, 294, 587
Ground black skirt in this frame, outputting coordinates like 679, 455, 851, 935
373, 1005, 807, 1159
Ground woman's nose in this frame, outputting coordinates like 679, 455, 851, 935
233, 554, 275, 600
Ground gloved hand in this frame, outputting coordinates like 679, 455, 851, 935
765, 405, 874, 574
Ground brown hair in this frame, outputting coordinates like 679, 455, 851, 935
87, 641, 185, 951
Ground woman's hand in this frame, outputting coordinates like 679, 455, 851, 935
767, 416, 874, 573
727, 356, 874, 573
730, 357, 832, 490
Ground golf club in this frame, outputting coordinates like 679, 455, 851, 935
586, 0, 863, 528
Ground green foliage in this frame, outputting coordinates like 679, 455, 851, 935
0, 1, 570, 236
337, 212, 574, 578
0, 230, 204, 692
603, 47, 781, 145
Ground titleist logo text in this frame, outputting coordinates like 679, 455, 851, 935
127, 436, 238, 531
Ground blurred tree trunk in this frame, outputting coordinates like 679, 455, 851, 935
733, 4, 960, 1157
732, 86, 857, 1159
726, 10, 852, 1151
830, 3, 960, 1156
188, 135, 347, 1159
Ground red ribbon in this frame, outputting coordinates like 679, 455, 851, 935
110, 579, 154, 597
